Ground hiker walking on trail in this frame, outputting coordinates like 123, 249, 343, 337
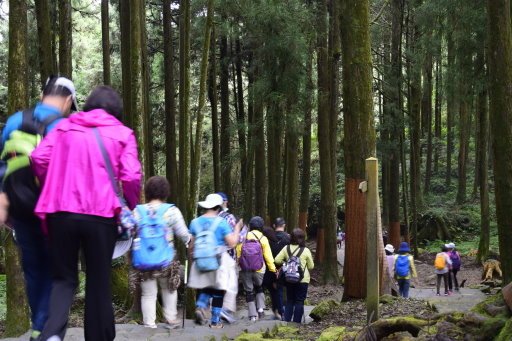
188, 193, 242, 329
217, 192, 243, 324
263, 217, 290, 320
434, 245, 453, 296
385, 244, 395, 276
446, 242, 461, 292
0, 76, 77, 341
132, 176, 191, 329
394, 242, 417, 298
32, 86, 142, 341
274, 228, 314, 323
237, 216, 277, 321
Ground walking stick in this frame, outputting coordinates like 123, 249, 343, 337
182, 256, 188, 328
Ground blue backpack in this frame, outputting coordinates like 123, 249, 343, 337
395, 255, 411, 277
192, 217, 224, 272
132, 204, 174, 271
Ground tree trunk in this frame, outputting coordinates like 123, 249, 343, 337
244, 52, 255, 219
456, 88, 470, 204
422, 41, 433, 195
5, 0, 30, 335
219, 34, 231, 197
189, 0, 214, 216
139, 0, 153, 177
477, 49, 490, 262
388, 0, 403, 249
340, 0, 377, 299
179, 0, 191, 219
285, 104, 300, 233
252, 65, 267, 219
208, 28, 221, 192
101, 0, 111, 86
119, 0, 132, 127
487, 0, 512, 285
299, 49, 313, 231
35, 0, 55, 86
446, 14, 456, 187
58, 0, 72, 78
236, 37, 248, 196
433, 54, 442, 175
164, 0, 178, 202
267, 102, 283, 221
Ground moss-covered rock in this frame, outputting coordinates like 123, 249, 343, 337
309, 299, 341, 321
355, 317, 431, 340
381, 331, 414, 341
316, 326, 349, 341
380, 294, 398, 305
235, 324, 301, 341
496, 318, 512, 341
471, 294, 511, 319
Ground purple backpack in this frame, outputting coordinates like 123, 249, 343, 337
239, 232, 264, 271
450, 251, 461, 271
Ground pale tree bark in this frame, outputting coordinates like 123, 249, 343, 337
164, 0, 178, 202
208, 28, 221, 192
219, 34, 231, 197
119, 0, 132, 127
5, 0, 30, 335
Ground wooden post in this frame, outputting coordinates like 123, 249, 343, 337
364, 157, 380, 323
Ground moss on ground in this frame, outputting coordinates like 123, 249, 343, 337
235, 324, 300, 341
316, 326, 351, 341
309, 299, 341, 321
496, 318, 512, 341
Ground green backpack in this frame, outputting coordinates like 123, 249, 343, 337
1, 108, 60, 218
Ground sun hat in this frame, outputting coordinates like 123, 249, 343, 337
198, 193, 224, 209
384, 244, 395, 253
112, 238, 132, 259
398, 242, 411, 253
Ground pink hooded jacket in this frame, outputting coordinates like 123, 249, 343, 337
31, 109, 141, 226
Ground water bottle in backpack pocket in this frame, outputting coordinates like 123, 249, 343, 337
193, 217, 224, 272
395, 254, 411, 277
132, 204, 175, 271
239, 232, 264, 271
281, 246, 305, 284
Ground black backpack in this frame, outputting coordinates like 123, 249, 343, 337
1, 108, 60, 219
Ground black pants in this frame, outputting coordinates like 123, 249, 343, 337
263, 270, 284, 315
448, 269, 459, 291
436, 273, 449, 294
41, 213, 117, 341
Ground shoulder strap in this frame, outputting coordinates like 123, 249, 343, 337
39, 114, 61, 135
208, 216, 223, 233
20, 108, 36, 133
93, 128, 126, 207
296, 246, 305, 258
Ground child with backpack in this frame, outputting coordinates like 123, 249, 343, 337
394, 242, 417, 298
446, 242, 461, 292
434, 245, 453, 296
187, 193, 242, 329
131, 176, 191, 329
274, 228, 314, 323
236, 216, 276, 321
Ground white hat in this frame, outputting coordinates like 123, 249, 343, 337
446, 242, 455, 249
46, 76, 79, 112
198, 193, 224, 209
384, 244, 395, 253
112, 238, 132, 259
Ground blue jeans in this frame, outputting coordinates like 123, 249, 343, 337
398, 279, 410, 298
284, 282, 308, 323
11, 216, 52, 332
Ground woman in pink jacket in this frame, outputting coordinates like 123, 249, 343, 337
31, 86, 141, 341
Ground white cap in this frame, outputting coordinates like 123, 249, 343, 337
47, 76, 79, 111
384, 244, 395, 253
446, 242, 455, 249
198, 193, 224, 209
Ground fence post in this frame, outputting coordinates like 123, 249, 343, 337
365, 157, 380, 323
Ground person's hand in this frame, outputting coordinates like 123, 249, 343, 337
0, 193, 9, 225
235, 219, 243, 233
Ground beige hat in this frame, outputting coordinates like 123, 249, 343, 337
384, 244, 395, 253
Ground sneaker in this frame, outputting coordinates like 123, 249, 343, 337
444, 292, 449, 296
195, 308, 207, 325
144, 324, 157, 329
436, 293, 441, 296
249, 316, 258, 322
30, 330, 41, 341
258, 310, 265, 319
220, 309, 237, 324
209, 322, 224, 329
273, 310, 282, 321
165, 320, 181, 329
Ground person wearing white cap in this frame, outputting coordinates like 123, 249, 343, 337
384, 244, 396, 277
446, 243, 461, 292
0, 75, 78, 340
187, 194, 243, 329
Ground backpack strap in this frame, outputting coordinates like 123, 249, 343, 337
296, 246, 305, 258
39, 114, 61, 135
20, 108, 36, 134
